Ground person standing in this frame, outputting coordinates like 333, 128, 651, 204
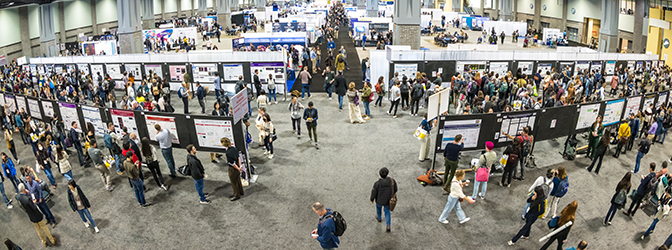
539, 201, 578, 250
418, 114, 433, 161
4, 127, 19, 164
66, 179, 99, 233
179, 82, 189, 114
500, 137, 520, 187
472, 141, 496, 200
634, 132, 652, 173
267, 74, 277, 104
262, 114, 275, 159
642, 187, 671, 239
587, 130, 610, 174
15, 183, 55, 247
1, 153, 19, 193
195, 82, 206, 114
24, 175, 56, 227
253, 70, 262, 99
187, 144, 210, 204
214, 72, 222, 100
361, 57, 369, 82
141, 137, 167, 191
156, 124, 177, 177
0, 166, 13, 209
627, 113, 641, 151
346, 82, 366, 124
370, 167, 397, 232
614, 119, 631, 158
508, 186, 546, 246
604, 172, 631, 225
105, 123, 123, 173
586, 116, 603, 159
222, 138, 244, 201
55, 145, 73, 181
502, 127, 532, 180
123, 151, 150, 207
387, 81, 401, 118
334, 72, 347, 111
443, 135, 464, 193
322, 66, 335, 100
310, 202, 340, 249
70, 122, 86, 166
361, 82, 372, 119
625, 163, 657, 216
288, 97, 304, 139
438, 170, 474, 224
409, 80, 424, 116
304, 101, 319, 149
87, 141, 112, 191
299, 67, 312, 99
544, 166, 569, 219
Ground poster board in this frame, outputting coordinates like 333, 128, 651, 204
250, 62, 287, 94
145, 114, 180, 144
194, 118, 235, 148
27, 98, 42, 120
110, 109, 138, 138
144, 64, 163, 78
439, 118, 482, 149
496, 111, 536, 142
517, 62, 534, 75
575, 103, 601, 130
0, 93, 4, 106
222, 64, 245, 81
125, 64, 142, 79
91, 64, 105, 85
77, 64, 90, 76
605, 61, 616, 75
591, 62, 602, 73
58, 102, 82, 132
41, 101, 54, 118
65, 64, 77, 74
169, 65, 187, 82
603, 99, 625, 126
106, 64, 123, 79
656, 92, 668, 109
456, 61, 487, 76
81, 106, 105, 137
427, 92, 440, 121
536, 105, 578, 141
574, 61, 590, 76
232, 88, 249, 123
624, 96, 642, 118
489, 62, 508, 76
4, 96, 15, 113
537, 63, 553, 75
15, 96, 27, 113
559, 62, 574, 75
644, 94, 656, 110
192, 63, 219, 82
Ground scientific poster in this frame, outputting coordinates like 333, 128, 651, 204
192, 63, 218, 82
498, 112, 536, 142
603, 99, 625, 126
250, 63, 286, 84
456, 61, 487, 76
489, 62, 508, 76
624, 96, 642, 118
42, 101, 54, 118
194, 119, 235, 148
145, 64, 163, 78
4, 96, 15, 113
58, 102, 82, 132
222, 64, 244, 81
395, 64, 419, 78
169, 65, 187, 82
575, 103, 601, 130
0, 93, 4, 106
66, 64, 77, 74
232, 88, 249, 123
107, 64, 123, 79
54, 65, 63, 75
145, 115, 180, 144
627, 61, 635, 70
125, 64, 142, 79
605, 61, 616, 75
574, 61, 590, 76
27, 99, 42, 120
110, 109, 138, 138
16, 96, 27, 113
644, 95, 656, 109
517, 62, 534, 75
81, 106, 105, 136
559, 62, 574, 74
657, 92, 668, 109
77, 64, 90, 76
91, 64, 105, 85
591, 62, 602, 73
440, 119, 481, 149
537, 63, 553, 75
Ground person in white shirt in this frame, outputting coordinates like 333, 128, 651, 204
438, 170, 475, 224
522, 169, 555, 219
387, 81, 401, 118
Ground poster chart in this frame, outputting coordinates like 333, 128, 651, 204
489, 62, 508, 76
144, 64, 163, 78
636, 61, 644, 70
517, 62, 534, 75
110, 109, 138, 138
497, 112, 536, 142
66, 64, 77, 74
657, 92, 668, 109
91, 64, 104, 84
194, 119, 235, 148
222, 64, 244, 81
440, 119, 482, 149
574, 61, 590, 76
591, 62, 602, 73
81, 106, 106, 136
603, 99, 625, 126
41, 101, 54, 118
559, 62, 574, 74
605, 61, 616, 75
644, 95, 656, 109
646, 61, 652, 69
45, 65, 54, 76
250, 62, 287, 85
169, 65, 187, 82
77, 64, 90, 76
4, 96, 15, 113
37, 65, 45, 75
537, 63, 553, 75
456, 61, 487, 76
192, 64, 219, 82
232, 88, 249, 123
394, 63, 419, 78
125, 64, 142, 78
575, 103, 601, 130
106, 64, 123, 79
15, 96, 27, 113
58, 102, 82, 132
27, 99, 42, 120
145, 115, 180, 144
54, 65, 63, 75
627, 61, 635, 70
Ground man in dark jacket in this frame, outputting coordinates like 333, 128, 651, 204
334, 72, 347, 111
221, 138, 243, 201
123, 151, 149, 207
253, 69, 262, 98
410, 80, 424, 116
187, 144, 210, 204
625, 162, 657, 216
16, 183, 55, 247
70, 122, 86, 166
304, 101, 319, 149
370, 167, 397, 232
195, 81, 206, 114
311, 202, 340, 249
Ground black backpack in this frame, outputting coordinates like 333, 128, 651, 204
521, 136, 532, 156
178, 165, 191, 176
324, 209, 347, 237
337, 55, 344, 63
641, 140, 651, 154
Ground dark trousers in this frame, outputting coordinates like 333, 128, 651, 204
198, 98, 205, 114
626, 135, 636, 151
443, 160, 458, 188
147, 161, 164, 186
388, 99, 400, 115
264, 136, 274, 154
18, 127, 28, 144
410, 98, 420, 114
512, 214, 538, 243
539, 228, 567, 250
627, 193, 645, 215
605, 203, 618, 224
501, 163, 516, 185
587, 153, 604, 174
8, 140, 17, 160
37, 201, 56, 224
291, 118, 301, 135
182, 97, 189, 114
401, 93, 409, 108
307, 123, 317, 143
228, 167, 244, 198
614, 141, 626, 157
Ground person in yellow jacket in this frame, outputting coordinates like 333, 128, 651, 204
614, 119, 631, 158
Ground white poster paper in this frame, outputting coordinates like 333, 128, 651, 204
169, 65, 187, 82
192, 63, 218, 82
194, 119, 235, 148
144, 64, 163, 78
58, 102, 82, 132
125, 64, 142, 79
27, 99, 42, 120
222, 64, 245, 81
77, 64, 90, 76
91, 64, 105, 85
394, 64, 419, 78
81, 106, 105, 136
145, 115, 180, 144
537, 63, 553, 75
603, 99, 625, 126
41, 101, 54, 118
489, 62, 508, 76
232, 88, 249, 123
574, 61, 590, 76
110, 109, 138, 138
605, 61, 616, 75
4, 96, 15, 113
440, 119, 482, 149
16, 96, 27, 113
657, 92, 668, 109
107, 64, 123, 79
518, 62, 534, 75
498, 112, 536, 142
624, 96, 642, 118
575, 103, 601, 130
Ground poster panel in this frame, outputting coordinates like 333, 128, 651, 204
81, 106, 105, 136
110, 109, 139, 138
58, 102, 82, 132
145, 114, 180, 144
194, 119, 235, 148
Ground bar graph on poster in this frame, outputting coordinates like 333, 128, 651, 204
440, 119, 482, 149
603, 99, 625, 126
145, 114, 180, 144
194, 119, 235, 148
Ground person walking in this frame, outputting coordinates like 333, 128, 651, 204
155, 124, 177, 177
544, 166, 569, 219
409, 80, 424, 116
334, 71, 347, 111
374, 77, 385, 107
614, 119, 631, 158
387, 80, 401, 118
87, 141, 112, 191
70, 122, 86, 166
288, 97, 304, 139
15, 183, 55, 247
262, 114, 275, 159
500, 137, 521, 187
0, 165, 13, 209
634, 132, 652, 173
522, 169, 554, 219
222, 138, 243, 201
299, 67, 312, 99
438, 170, 474, 224
55, 145, 73, 181
195, 82, 206, 114
141, 137, 167, 191
304, 101, 319, 149
418, 114, 433, 161
123, 151, 150, 207
641, 187, 671, 239
310, 202, 340, 249
24, 175, 56, 227
625, 163, 657, 216
370, 167, 397, 232
4, 127, 19, 164
604, 172, 631, 225
1, 153, 19, 193
361, 82, 372, 119
267, 74, 277, 104
346, 82, 366, 124
587, 129, 610, 174
586, 116, 603, 159
322, 66, 335, 100
539, 201, 578, 250
472, 141, 496, 201
66, 179, 100, 233
443, 135, 464, 193
508, 186, 546, 246
187, 144, 210, 204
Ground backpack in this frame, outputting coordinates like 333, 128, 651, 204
337, 55, 344, 63
499, 82, 508, 93
292, 53, 299, 63
614, 189, 627, 208
400, 83, 409, 92
521, 136, 532, 156
103, 133, 113, 149
178, 165, 191, 176
540, 179, 551, 198
641, 140, 651, 154
556, 178, 569, 197
547, 216, 560, 229
510, 83, 519, 96
152, 86, 160, 96
469, 82, 477, 95
323, 209, 347, 237
647, 175, 659, 192
178, 87, 184, 98
417, 169, 443, 186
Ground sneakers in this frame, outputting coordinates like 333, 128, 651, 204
200, 199, 211, 204
141, 203, 152, 208
386, 111, 390, 115
315, 143, 320, 149
7, 204, 12, 209
211, 160, 217, 163
268, 154, 274, 159
520, 236, 529, 240
641, 235, 646, 240
263, 150, 270, 155
161, 185, 168, 191
507, 241, 515, 246
94, 227, 100, 233
364, 116, 370, 120
393, 116, 397, 118
459, 217, 470, 224
438, 219, 449, 224
84, 222, 90, 228
607, 221, 612, 225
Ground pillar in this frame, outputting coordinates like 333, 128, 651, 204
190, 0, 195, 16
58, 2, 65, 44
598, 0, 619, 52
212, 0, 217, 13
117, 0, 144, 54
91, 0, 99, 36
561, 0, 567, 31
39, 4, 57, 57
393, 0, 421, 50
256, 0, 265, 10
533, 0, 540, 30
161, 0, 166, 20
356, 0, 365, 9
499, 0, 514, 21
452, 0, 460, 12
142, 0, 156, 29
198, 0, 207, 16
217, 0, 231, 29
19, 7, 32, 58
177, 0, 182, 17
633, 0, 649, 53
366, 0, 378, 17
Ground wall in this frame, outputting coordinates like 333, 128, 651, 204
0, 9, 21, 47
53, 3, 60, 33
517, 0, 534, 15
64, 0, 93, 30
540, 0, 562, 19
181, 0, 192, 12
154, 0, 162, 15
619, 14, 634, 33
165, 0, 178, 13
660, 30, 672, 67
646, 26, 661, 55
96, 0, 118, 24
28, 6, 40, 39
566, 0, 600, 23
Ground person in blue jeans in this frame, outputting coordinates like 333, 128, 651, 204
36, 145, 56, 189
438, 170, 474, 224
267, 74, 277, 104
0, 171, 13, 209
187, 144, 210, 204
635, 133, 651, 173
665, 232, 672, 248
299, 67, 312, 99
1, 153, 19, 193
362, 34, 367, 50
322, 67, 335, 99
641, 188, 670, 240
604, 172, 631, 225
67, 180, 100, 233
311, 202, 340, 249
25, 175, 56, 227
370, 167, 397, 232
122, 151, 150, 207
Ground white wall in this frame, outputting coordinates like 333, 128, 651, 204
165, 0, 178, 13
29, 5, 40, 39
619, 14, 634, 33
53, 4, 60, 33
154, 0, 163, 15
567, 0, 601, 23
64, 0, 93, 30
181, 0, 192, 12
540, 0, 562, 19
97, 0, 118, 24
0, 8, 20, 47
517, 0, 534, 15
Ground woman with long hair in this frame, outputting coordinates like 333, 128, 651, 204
604, 172, 632, 225
586, 115, 604, 159
508, 186, 547, 246
67, 179, 100, 233
140, 137, 167, 190
540, 201, 578, 250
262, 114, 275, 159
587, 128, 610, 174
544, 166, 568, 219
56, 145, 73, 181
346, 82, 366, 124
500, 137, 521, 187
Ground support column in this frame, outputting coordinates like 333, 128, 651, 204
366, 0, 378, 17
39, 4, 57, 57
598, 0, 619, 52
212, 0, 217, 13
356, 0, 365, 9
633, 0, 649, 53
19, 7, 32, 58
161, 0, 166, 20
142, 0, 156, 29
393, 0, 421, 50
198, 0, 207, 16
91, 0, 99, 36
499, 0, 514, 21
190, 0, 195, 16
533, 0, 540, 30
256, 0, 265, 10
217, 0, 231, 29
58, 2, 65, 45
177, 0, 182, 17
452, 0, 460, 12
117, 0, 144, 54
561, 0, 567, 31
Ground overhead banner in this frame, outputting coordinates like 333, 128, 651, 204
142, 27, 199, 45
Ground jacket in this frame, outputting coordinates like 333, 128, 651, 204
16, 193, 43, 223
187, 154, 205, 180
618, 122, 631, 139
411, 83, 424, 99
317, 209, 340, 249
288, 101, 303, 119
361, 86, 372, 102
196, 85, 205, 100
123, 160, 140, 181
334, 75, 347, 96
550, 176, 568, 197
303, 108, 318, 125
370, 177, 397, 206
2, 159, 17, 177
637, 172, 656, 195
67, 186, 91, 211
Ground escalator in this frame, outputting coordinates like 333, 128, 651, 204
463, 6, 474, 14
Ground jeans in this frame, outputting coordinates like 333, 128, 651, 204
43, 167, 56, 187
472, 180, 487, 199
324, 84, 333, 97
307, 123, 317, 143
375, 96, 383, 106
77, 208, 97, 228
74, 144, 85, 165
182, 97, 189, 113
628, 193, 645, 216
338, 95, 344, 109
215, 88, 221, 100
113, 154, 122, 173
268, 89, 277, 102
410, 98, 420, 114
292, 118, 301, 135
438, 196, 466, 222
301, 84, 311, 98
6, 175, 18, 193
659, 128, 668, 143
130, 179, 146, 205
363, 102, 370, 117
635, 151, 644, 173
376, 203, 391, 226
665, 233, 672, 248
605, 203, 618, 224
264, 136, 274, 154
195, 178, 205, 202
147, 161, 164, 186
587, 153, 604, 174
0, 183, 9, 206
198, 98, 205, 114
512, 214, 538, 243
161, 148, 177, 176
37, 201, 56, 224
63, 170, 73, 181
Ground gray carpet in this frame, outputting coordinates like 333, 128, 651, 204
0, 91, 670, 250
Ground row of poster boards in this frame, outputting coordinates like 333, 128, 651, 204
0, 92, 246, 154
434, 89, 672, 152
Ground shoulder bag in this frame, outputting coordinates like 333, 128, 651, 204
389, 178, 397, 211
